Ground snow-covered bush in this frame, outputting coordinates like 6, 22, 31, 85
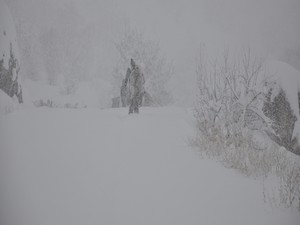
33, 99, 86, 109
194, 48, 273, 150
278, 161, 300, 209
262, 150, 300, 211
193, 48, 300, 210
194, 48, 300, 156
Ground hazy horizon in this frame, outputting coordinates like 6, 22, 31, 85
5, 0, 300, 106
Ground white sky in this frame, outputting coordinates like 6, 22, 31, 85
10, 0, 300, 58
72, 0, 300, 57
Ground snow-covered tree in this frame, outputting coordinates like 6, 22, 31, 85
0, 0, 23, 103
263, 88, 299, 155
112, 28, 173, 106
262, 61, 300, 155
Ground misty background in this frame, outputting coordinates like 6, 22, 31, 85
2, 1, 300, 224
6, 0, 300, 107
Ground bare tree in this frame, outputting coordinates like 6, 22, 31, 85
195, 47, 274, 148
228, 48, 273, 131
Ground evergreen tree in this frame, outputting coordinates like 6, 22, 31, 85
263, 88, 299, 155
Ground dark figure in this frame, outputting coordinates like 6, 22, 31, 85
128, 59, 145, 114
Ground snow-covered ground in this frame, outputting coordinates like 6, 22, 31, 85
0, 107, 299, 225
0, 89, 19, 114
21, 79, 112, 109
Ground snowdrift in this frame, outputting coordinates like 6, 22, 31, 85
0, 107, 299, 225
0, 89, 18, 114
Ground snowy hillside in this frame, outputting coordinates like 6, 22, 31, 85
0, 107, 299, 225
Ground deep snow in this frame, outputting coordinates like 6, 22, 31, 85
0, 107, 299, 225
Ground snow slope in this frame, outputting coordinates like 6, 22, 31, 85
0, 107, 299, 225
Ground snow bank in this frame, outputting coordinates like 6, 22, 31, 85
0, 107, 299, 225
0, 89, 18, 114
265, 60, 300, 139
22, 79, 112, 108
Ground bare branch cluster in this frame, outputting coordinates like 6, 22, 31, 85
193, 47, 300, 211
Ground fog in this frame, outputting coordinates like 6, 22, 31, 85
2, 1, 300, 223
6, 0, 300, 106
